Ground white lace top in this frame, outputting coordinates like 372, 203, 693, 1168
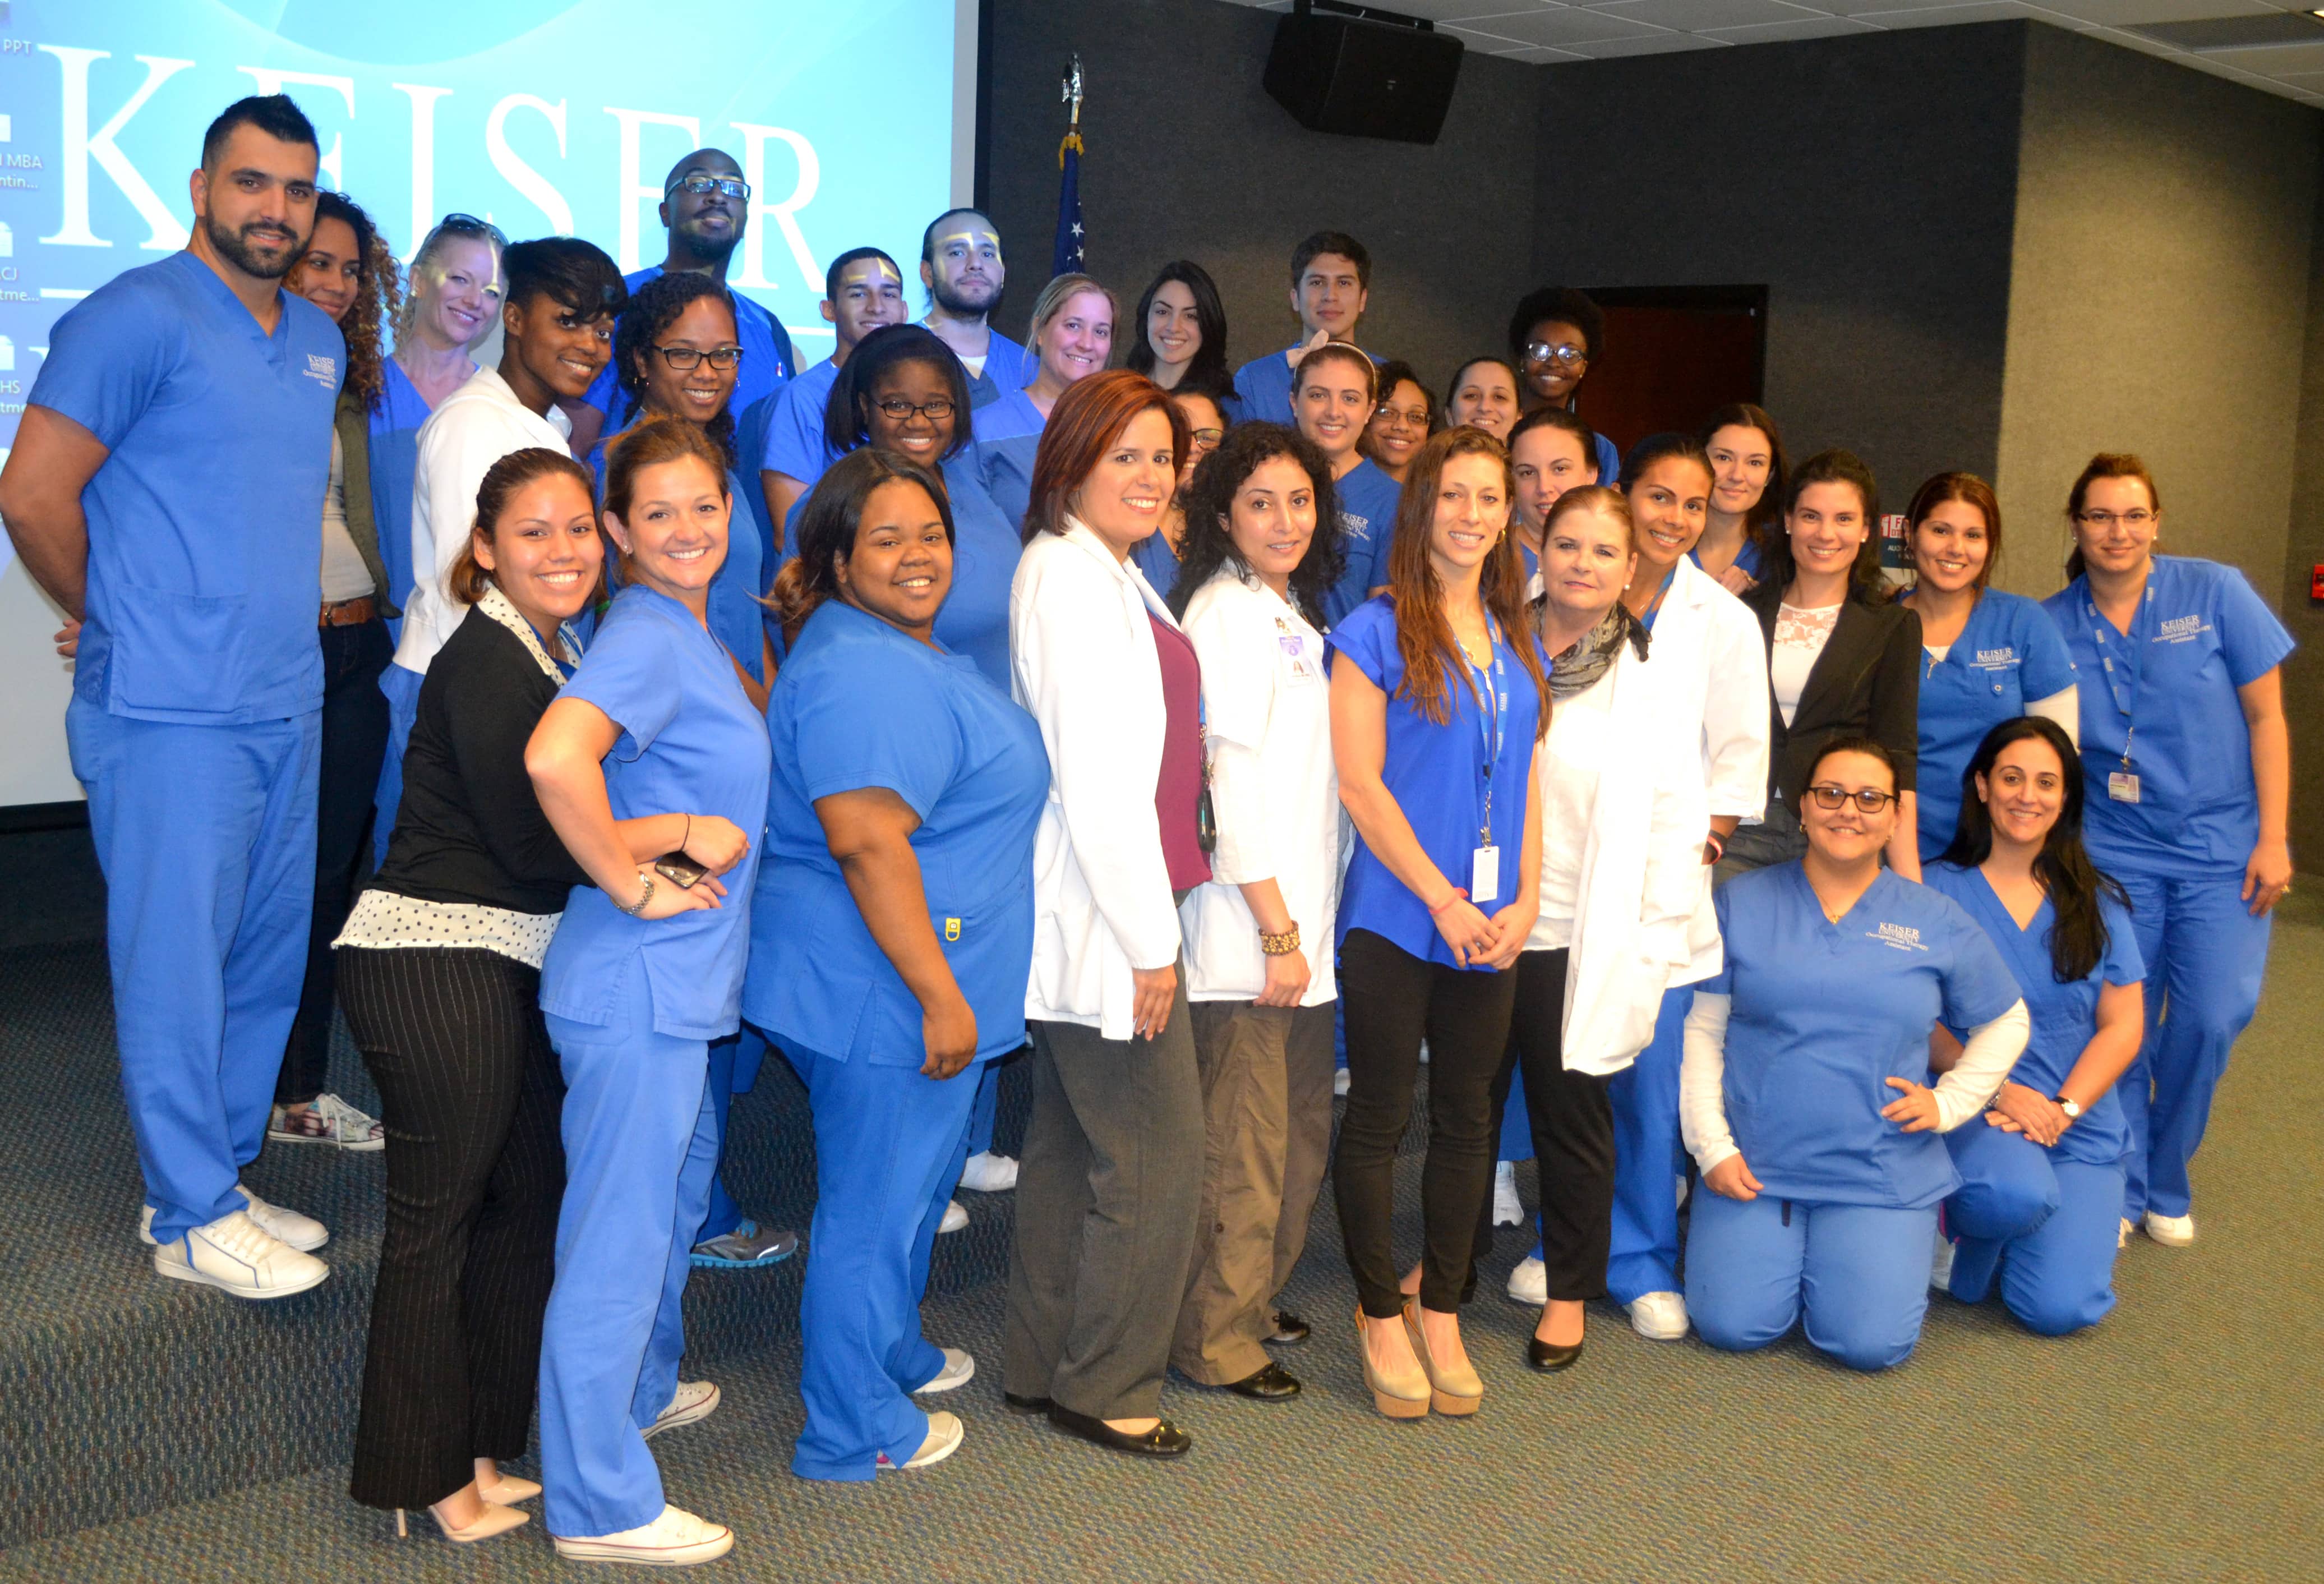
1771, 601, 1841, 730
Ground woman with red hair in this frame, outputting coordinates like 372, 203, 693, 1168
1000, 370, 1208, 1460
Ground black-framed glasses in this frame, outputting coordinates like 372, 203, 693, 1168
2075, 509, 2155, 529
1806, 785, 1899, 813
1188, 427, 1224, 449
873, 395, 956, 422
1523, 340, 1588, 367
650, 344, 743, 371
432, 212, 508, 247
666, 173, 751, 201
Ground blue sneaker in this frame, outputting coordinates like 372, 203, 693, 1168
689, 1220, 799, 1269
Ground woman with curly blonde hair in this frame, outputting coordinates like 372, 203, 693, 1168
269, 189, 409, 1152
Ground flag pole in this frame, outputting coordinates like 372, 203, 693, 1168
1052, 56, 1087, 277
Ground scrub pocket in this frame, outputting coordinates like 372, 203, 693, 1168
104, 583, 247, 714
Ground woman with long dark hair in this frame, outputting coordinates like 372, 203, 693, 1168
2040, 453, 2293, 1248
1126, 260, 1231, 395
1164, 424, 1343, 1403
1360, 360, 1434, 485
1693, 403, 1786, 595
1329, 428, 1548, 1418
1925, 717, 2145, 1334
272, 188, 404, 1152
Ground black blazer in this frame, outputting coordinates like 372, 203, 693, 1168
1742, 579, 1922, 807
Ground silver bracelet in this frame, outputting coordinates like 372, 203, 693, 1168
619, 871, 656, 917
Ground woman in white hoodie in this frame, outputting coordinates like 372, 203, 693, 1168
1001, 371, 1207, 1461
1468, 487, 1709, 1373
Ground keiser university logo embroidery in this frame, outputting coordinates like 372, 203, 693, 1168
1869, 921, 1928, 953
302, 352, 338, 391
2154, 613, 2208, 646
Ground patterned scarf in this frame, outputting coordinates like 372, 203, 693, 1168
1545, 602, 1649, 702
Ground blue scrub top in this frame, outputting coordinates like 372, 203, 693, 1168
961, 327, 1033, 411
1324, 458, 1400, 629
971, 387, 1046, 532
1904, 589, 2078, 860
1692, 536, 1765, 583
2041, 556, 2293, 878
367, 357, 438, 635
760, 356, 842, 492
935, 462, 1025, 690
1921, 863, 2141, 1168
583, 447, 769, 686
539, 583, 771, 1042
744, 599, 1049, 1066
32, 251, 342, 724
578, 265, 797, 430
1329, 596, 1543, 970
1705, 864, 2023, 1209
1128, 527, 1180, 604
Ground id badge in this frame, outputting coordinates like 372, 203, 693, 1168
1471, 845, 1501, 907
2108, 770, 2141, 804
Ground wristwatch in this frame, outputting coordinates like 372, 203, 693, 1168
2054, 1093, 2083, 1120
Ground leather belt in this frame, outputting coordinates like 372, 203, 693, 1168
320, 596, 378, 628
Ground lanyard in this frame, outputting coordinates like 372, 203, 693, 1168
1470, 618, 1509, 845
2082, 583, 2151, 765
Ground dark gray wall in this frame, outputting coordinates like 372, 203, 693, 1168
984, 0, 1538, 392
2280, 164, 2324, 862
1532, 25, 2027, 499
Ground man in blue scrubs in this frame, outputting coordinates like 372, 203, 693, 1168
566, 148, 799, 465
0, 96, 343, 1298
918, 208, 1031, 410
1232, 232, 1374, 426
758, 247, 910, 542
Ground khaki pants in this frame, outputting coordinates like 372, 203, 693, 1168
1170, 998, 1338, 1385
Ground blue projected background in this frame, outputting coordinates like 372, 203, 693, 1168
0, 0, 980, 804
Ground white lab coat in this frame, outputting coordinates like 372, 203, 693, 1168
1011, 521, 1186, 1039
1647, 556, 1772, 988
392, 367, 570, 676
1546, 638, 1713, 1075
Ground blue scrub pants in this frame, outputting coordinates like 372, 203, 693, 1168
694, 1029, 770, 1246
1685, 1189, 1935, 1371
2111, 868, 2272, 1221
539, 965, 721, 1539
1943, 1122, 2122, 1336
67, 701, 320, 1244
789, 1043, 977, 1480
371, 661, 425, 869
1606, 986, 1691, 1302
966, 1054, 1002, 1158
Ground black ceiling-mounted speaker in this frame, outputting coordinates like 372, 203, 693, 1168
1264, 1, 1464, 146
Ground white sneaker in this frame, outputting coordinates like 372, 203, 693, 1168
553, 1504, 733, 1566
1626, 1291, 1690, 1341
914, 1347, 975, 1394
1332, 1067, 1350, 1098
939, 1199, 969, 1234
1505, 1255, 1547, 1306
958, 1152, 1019, 1193
267, 1092, 385, 1151
153, 1209, 328, 1300
642, 1380, 720, 1440
140, 1187, 327, 1253
2142, 1210, 2196, 1247
1491, 1161, 1523, 1227
877, 1411, 963, 1471
1929, 1228, 1956, 1292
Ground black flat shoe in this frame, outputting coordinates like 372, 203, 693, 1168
1223, 1361, 1302, 1401
1046, 1403, 1192, 1457
1264, 1310, 1311, 1347
1527, 1337, 1583, 1373
1003, 1391, 1054, 1416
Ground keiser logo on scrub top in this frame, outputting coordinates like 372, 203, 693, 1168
2155, 614, 2209, 645
1972, 646, 2017, 667
302, 352, 338, 390
1869, 922, 1927, 953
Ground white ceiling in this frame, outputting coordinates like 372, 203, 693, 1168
1237, 0, 2324, 105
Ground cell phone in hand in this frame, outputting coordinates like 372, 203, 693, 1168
653, 851, 709, 889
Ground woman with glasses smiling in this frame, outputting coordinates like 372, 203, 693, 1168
2039, 454, 2293, 1251
1506, 287, 1621, 484
1360, 361, 1434, 485
1681, 737, 2027, 1372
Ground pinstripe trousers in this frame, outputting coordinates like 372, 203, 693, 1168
337, 945, 566, 1510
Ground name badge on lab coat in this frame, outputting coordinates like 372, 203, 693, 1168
1281, 633, 1320, 686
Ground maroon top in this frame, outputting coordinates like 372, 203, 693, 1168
1149, 612, 1212, 891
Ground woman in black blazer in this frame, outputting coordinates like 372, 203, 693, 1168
1728, 449, 1923, 880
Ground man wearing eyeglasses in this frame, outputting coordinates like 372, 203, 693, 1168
1506, 286, 1620, 485
566, 150, 801, 466
759, 248, 910, 542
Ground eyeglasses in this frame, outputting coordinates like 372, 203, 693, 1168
666, 173, 751, 201
1523, 340, 1588, 368
1188, 427, 1224, 449
874, 395, 956, 422
2075, 509, 2155, 529
649, 344, 743, 371
1806, 785, 1899, 813
431, 212, 507, 246
1374, 403, 1431, 429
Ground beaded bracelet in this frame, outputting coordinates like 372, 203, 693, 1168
1259, 923, 1302, 956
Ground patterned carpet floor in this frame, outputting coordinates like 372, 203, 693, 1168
1, 882, 2317, 1581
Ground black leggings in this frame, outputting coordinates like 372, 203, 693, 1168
1334, 928, 1520, 1318
1470, 948, 1616, 1303
337, 945, 565, 1510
